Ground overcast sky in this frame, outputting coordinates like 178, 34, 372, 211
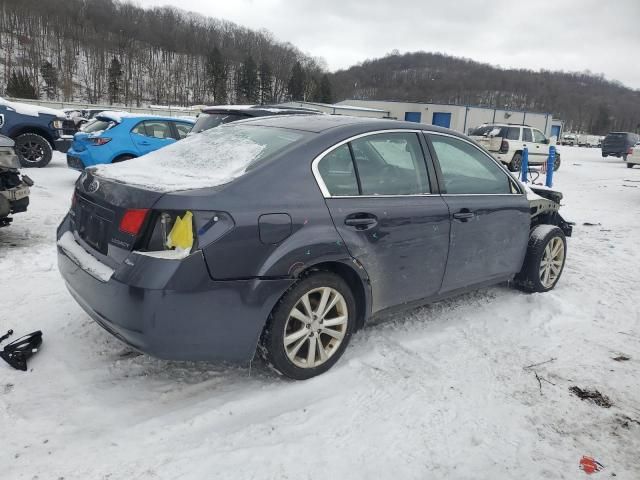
136, 0, 640, 89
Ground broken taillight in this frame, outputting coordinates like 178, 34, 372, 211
119, 209, 149, 235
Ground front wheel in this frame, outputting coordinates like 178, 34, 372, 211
15, 133, 53, 167
553, 153, 561, 171
509, 153, 522, 172
260, 272, 356, 380
515, 225, 567, 293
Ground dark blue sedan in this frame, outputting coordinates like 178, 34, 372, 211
57, 115, 571, 380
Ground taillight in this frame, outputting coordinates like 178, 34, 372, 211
500, 139, 509, 154
628, 147, 634, 155
119, 209, 149, 235
88, 137, 112, 146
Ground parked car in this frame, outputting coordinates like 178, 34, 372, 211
65, 111, 195, 170
561, 134, 577, 146
602, 132, 640, 161
469, 123, 561, 172
626, 142, 640, 168
57, 115, 572, 380
64, 108, 107, 131
0, 135, 33, 227
189, 104, 321, 134
0, 97, 70, 167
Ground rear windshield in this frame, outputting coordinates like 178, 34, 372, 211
190, 112, 249, 134
470, 125, 520, 140
93, 124, 310, 191
82, 119, 114, 133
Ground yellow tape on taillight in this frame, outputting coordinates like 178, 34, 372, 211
166, 211, 194, 251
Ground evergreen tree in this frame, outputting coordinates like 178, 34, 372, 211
40, 61, 58, 100
107, 57, 123, 104
206, 47, 228, 104
287, 61, 306, 101
591, 104, 611, 135
237, 55, 258, 103
5, 71, 37, 99
259, 61, 273, 105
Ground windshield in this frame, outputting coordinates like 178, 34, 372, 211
93, 124, 310, 191
190, 112, 249, 134
82, 119, 114, 133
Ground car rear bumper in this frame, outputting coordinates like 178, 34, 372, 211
67, 154, 85, 170
57, 218, 294, 363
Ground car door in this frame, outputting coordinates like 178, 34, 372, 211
531, 128, 550, 162
130, 120, 175, 155
426, 132, 530, 292
315, 130, 451, 313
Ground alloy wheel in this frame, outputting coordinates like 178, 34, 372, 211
539, 237, 565, 288
17, 141, 45, 163
283, 287, 348, 369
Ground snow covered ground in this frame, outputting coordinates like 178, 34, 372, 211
1, 147, 639, 479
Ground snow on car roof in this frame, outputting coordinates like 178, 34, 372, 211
93, 124, 269, 191
0, 97, 65, 118
95, 111, 195, 123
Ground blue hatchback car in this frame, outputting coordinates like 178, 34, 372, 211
66, 112, 195, 170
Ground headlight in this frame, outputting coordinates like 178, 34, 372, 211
52, 120, 64, 129
0, 149, 20, 169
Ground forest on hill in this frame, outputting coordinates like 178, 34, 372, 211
0, 0, 332, 107
330, 51, 640, 134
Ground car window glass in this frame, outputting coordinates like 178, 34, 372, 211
506, 127, 520, 140
142, 121, 172, 139
522, 128, 532, 142
430, 135, 513, 195
317, 144, 359, 196
131, 122, 146, 135
174, 122, 192, 139
533, 129, 546, 143
350, 132, 429, 195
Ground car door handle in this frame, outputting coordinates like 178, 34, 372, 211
345, 214, 378, 230
453, 211, 475, 221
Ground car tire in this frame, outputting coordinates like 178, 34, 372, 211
622, 154, 628, 162
14, 133, 53, 168
627, 163, 634, 169
553, 153, 561, 171
509, 153, 522, 172
260, 271, 356, 380
515, 225, 567, 293
112, 155, 135, 163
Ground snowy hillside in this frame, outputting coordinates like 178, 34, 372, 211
1, 147, 639, 479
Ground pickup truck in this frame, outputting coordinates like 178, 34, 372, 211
0, 97, 71, 167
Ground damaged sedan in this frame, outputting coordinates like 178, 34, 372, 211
57, 115, 572, 380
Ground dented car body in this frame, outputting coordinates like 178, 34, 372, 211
57, 115, 571, 375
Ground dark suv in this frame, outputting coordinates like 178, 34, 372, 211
189, 105, 320, 134
602, 132, 640, 161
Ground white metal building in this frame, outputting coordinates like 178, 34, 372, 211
334, 99, 563, 139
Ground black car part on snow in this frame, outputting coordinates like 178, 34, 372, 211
0, 330, 43, 371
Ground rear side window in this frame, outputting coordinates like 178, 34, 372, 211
506, 127, 520, 140
143, 121, 173, 139
430, 135, 513, 195
351, 132, 430, 195
522, 128, 533, 142
83, 119, 113, 133
317, 144, 359, 196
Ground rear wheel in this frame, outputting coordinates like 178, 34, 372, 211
515, 225, 567, 293
509, 153, 522, 172
112, 155, 135, 163
622, 154, 628, 162
260, 272, 356, 380
627, 163, 634, 169
15, 133, 52, 168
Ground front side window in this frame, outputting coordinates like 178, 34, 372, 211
351, 132, 429, 195
317, 144, 359, 196
533, 129, 547, 143
429, 135, 515, 195
174, 122, 192, 139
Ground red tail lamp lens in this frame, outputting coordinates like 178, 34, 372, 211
119, 209, 149, 235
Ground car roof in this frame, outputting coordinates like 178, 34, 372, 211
95, 111, 195, 124
201, 104, 321, 116
238, 113, 466, 136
